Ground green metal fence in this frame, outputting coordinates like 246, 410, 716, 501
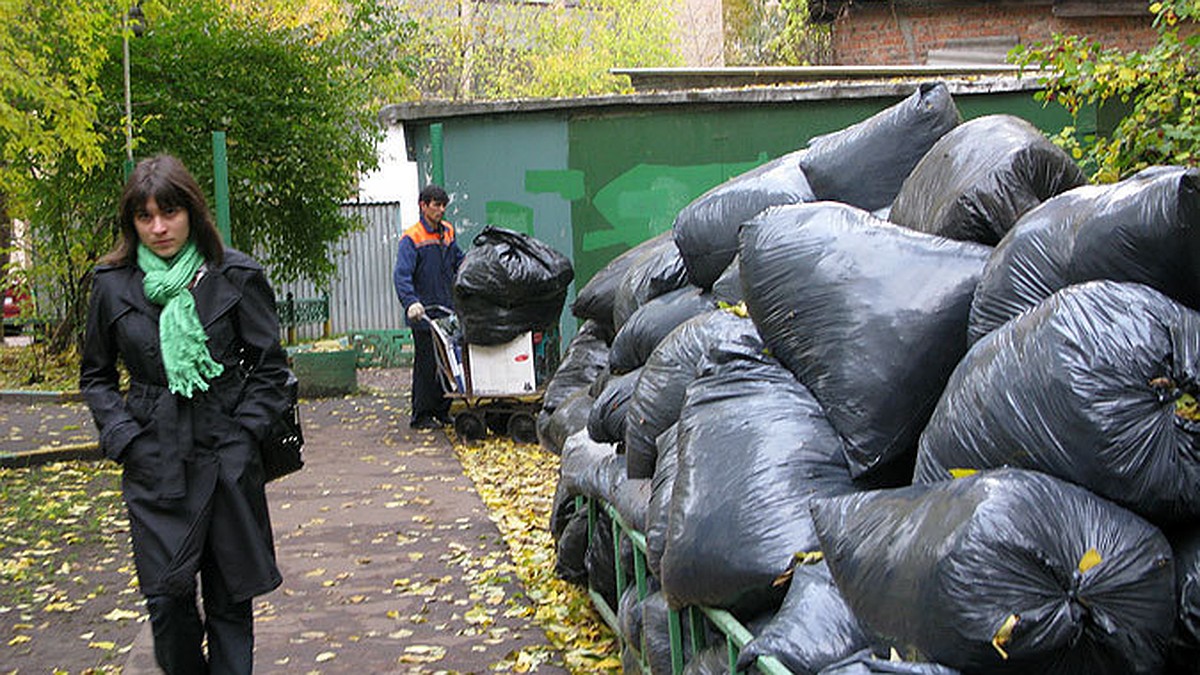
578, 495, 793, 674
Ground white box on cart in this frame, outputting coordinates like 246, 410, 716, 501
466, 332, 536, 395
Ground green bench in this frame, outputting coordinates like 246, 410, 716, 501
278, 292, 331, 345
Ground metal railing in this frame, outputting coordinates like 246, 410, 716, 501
577, 495, 793, 674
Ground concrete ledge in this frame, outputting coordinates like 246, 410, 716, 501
0, 442, 103, 469
0, 389, 84, 403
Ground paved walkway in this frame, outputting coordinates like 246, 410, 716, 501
1, 369, 570, 674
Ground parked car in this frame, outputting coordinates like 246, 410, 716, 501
3, 286, 28, 336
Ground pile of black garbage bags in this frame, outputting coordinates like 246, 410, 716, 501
454, 225, 574, 345
540, 81, 1200, 675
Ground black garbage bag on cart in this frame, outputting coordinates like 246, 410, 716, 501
888, 114, 1086, 246
609, 286, 715, 375
453, 226, 574, 345
816, 650, 960, 675
969, 165, 1200, 344
626, 308, 763, 479
799, 82, 961, 213
1168, 525, 1200, 674
538, 387, 594, 457
613, 234, 691, 330
811, 468, 1176, 675
543, 319, 611, 413
660, 347, 858, 617
740, 202, 989, 484
737, 561, 872, 674
672, 149, 815, 291
588, 368, 641, 445
915, 281, 1200, 524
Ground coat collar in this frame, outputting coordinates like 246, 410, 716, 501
116, 262, 241, 328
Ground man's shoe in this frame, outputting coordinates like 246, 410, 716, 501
410, 417, 440, 430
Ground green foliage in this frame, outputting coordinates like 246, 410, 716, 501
401, 0, 681, 100
0, 0, 112, 217
1011, 0, 1199, 182
20, 0, 417, 352
725, 0, 831, 66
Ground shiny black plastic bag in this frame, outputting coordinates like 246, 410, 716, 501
1168, 526, 1200, 673
587, 368, 640, 445
543, 319, 611, 414
889, 115, 1086, 245
557, 429, 622, 503
661, 347, 857, 616
740, 202, 989, 484
737, 561, 871, 675
573, 232, 672, 331
970, 165, 1200, 344
811, 468, 1175, 675
612, 233, 691, 331
609, 286, 715, 375
916, 281, 1200, 524
816, 650, 960, 675
538, 387, 594, 456
625, 308, 762, 479
554, 510, 589, 585
453, 226, 574, 345
673, 149, 815, 290
799, 82, 961, 213
710, 254, 743, 305
645, 424, 678, 579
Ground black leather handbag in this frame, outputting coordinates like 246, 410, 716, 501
261, 370, 304, 482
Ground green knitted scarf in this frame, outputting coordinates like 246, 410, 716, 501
139, 241, 224, 397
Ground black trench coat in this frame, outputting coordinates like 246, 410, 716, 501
81, 249, 290, 602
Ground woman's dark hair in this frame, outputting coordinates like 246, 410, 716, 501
101, 154, 225, 266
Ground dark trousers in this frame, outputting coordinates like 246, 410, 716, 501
411, 328, 450, 422
146, 557, 253, 675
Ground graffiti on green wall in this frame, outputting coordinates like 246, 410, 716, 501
485, 201, 535, 235
491, 157, 766, 253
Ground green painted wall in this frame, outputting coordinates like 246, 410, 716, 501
407, 87, 1076, 343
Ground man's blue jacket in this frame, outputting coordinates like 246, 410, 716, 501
392, 217, 465, 331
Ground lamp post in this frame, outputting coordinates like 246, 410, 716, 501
122, 2, 145, 179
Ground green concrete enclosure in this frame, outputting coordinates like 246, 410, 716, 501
381, 76, 1076, 343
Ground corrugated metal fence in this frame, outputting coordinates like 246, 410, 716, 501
271, 201, 406, 342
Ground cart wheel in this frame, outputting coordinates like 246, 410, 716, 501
485, 411, 511, 435
454, 411, 487, 441
507, 412, 538, 444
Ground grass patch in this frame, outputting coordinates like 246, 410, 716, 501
0, 342, 80, 391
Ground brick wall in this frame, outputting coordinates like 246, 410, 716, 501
832, 4, 1159, 64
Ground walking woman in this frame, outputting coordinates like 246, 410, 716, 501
81, 154, 290, 674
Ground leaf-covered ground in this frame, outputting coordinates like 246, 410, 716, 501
0, 364, 619, 673
0, 462, 143, 674
453, 436, 620, 672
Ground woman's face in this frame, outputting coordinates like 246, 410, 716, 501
135, 196, 190, 259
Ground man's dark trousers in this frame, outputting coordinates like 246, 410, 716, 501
411, 329, 450, 423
